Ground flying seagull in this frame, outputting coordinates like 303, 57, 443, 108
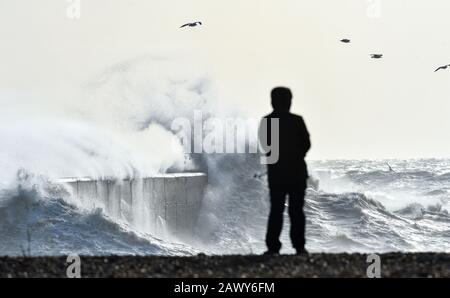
370, 54, 383, 59
253, 172, 267, 179
434, 64, 450, 72
180, 21, 202, 28
386, 162, 395, 173
340, 39, 351, 43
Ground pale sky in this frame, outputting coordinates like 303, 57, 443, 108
1, 0, 450, 159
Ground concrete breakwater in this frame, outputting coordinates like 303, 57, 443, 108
59, 173, 207, 237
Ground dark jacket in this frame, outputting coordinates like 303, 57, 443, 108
260, 111, 311, 185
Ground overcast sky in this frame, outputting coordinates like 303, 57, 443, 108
1, 0, 450, 159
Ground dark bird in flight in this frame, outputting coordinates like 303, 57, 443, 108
180, 21, 202, 28
254, 172, 267, 179
340, 39, 351, 43
370, 54, 383, 59
434, 64, 450, 72
386, 162, 395, 173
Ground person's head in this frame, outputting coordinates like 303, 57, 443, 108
271, 87, 292, 112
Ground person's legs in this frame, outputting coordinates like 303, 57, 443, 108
265, 186, 287, 253
288, 184, 306, 251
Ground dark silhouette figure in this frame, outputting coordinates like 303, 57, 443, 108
259, 87, 311, 255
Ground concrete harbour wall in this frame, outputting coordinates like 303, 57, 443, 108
59, 173, 207, 237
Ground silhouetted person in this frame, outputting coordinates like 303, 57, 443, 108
259, 87, 311, 255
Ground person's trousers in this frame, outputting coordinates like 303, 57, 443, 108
266, 182, 306, 252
